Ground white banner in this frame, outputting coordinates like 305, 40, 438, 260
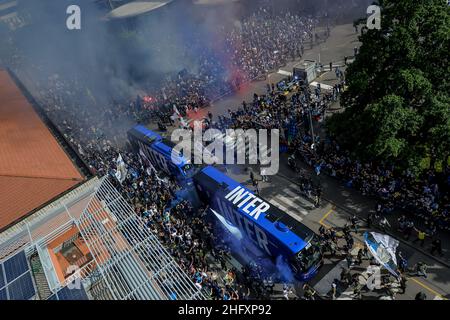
372, 232, 399, 265
115, 153, 127, 184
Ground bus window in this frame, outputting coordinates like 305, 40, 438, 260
292, 236, 322, 274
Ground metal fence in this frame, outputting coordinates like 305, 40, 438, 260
75, 177, 205, 300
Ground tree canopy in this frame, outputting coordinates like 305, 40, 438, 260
327, 0, 450, 175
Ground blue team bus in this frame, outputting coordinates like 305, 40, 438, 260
193, 166, 323, 281
128, 126, 323, 280
128, 125, 196, 183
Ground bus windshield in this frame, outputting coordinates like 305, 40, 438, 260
294, 236, 322, 273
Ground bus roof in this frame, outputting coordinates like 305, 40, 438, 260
129, 125, 163, 143
196, 166, 315, 255
129, 125, 190, 167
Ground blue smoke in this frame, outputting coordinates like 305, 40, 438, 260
212, 216, 297, 283
210, 209, 242, 239
275, 255, 295, 283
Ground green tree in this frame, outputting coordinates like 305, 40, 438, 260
328, 0, 450, 175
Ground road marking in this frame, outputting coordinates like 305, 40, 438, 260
317, 71, 330, 79
409, 277, 448, 300
282, 188, 298, 198
268, 199, 288, 212
282, 188, 312, 207
319, 208, 334, 227
268, 199, 304, 223
276, 194, 309, 215
336, 289, 354, 300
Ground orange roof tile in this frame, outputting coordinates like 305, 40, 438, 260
0, 70, 85, 230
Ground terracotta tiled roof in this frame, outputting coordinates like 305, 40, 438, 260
0, 176, 81, 230
0, 70, 84, 230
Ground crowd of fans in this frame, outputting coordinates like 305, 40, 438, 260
29, 73, 275, 298
2, 2, 447, 300
223, 8, 317, 82
27, 73, 274, 299
205, 79, 336, 144
3, 7, 324, 300
295, 134, 450, 233
134, 8, 318, 120
30, 62, 447, 300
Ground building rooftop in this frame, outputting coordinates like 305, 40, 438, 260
0, 69, 84, 231
0, 177, 203, 300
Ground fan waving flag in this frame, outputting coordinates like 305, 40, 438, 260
364, 232, 400, 277
115, 153, 128, 184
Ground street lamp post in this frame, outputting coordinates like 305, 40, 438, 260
303, 86, 315, 150
308, 105, 315, 150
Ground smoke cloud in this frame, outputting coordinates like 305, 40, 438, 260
2, 0, 371, 142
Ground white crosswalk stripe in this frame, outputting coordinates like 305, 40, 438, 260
282, 188, 299, 198
434, 295, 444, 300
263, 183, 316, 224
276, 194, 309, 215
282, 188, 313, 208
268, 199, 288, 212
336, 290, 354, 300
